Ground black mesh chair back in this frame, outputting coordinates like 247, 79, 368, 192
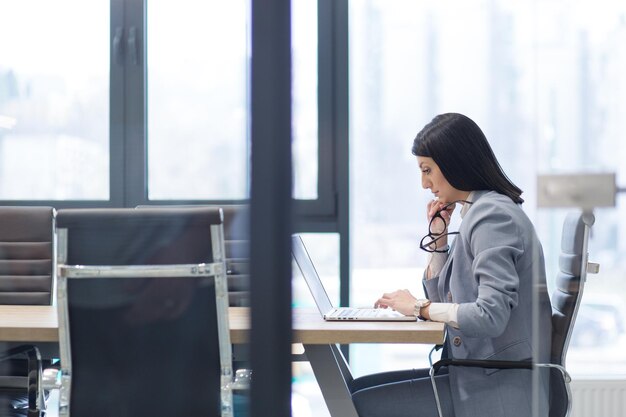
55, 207, 230, 417
548, 211, 595, 417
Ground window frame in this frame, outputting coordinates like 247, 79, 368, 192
0, 0, 343, 221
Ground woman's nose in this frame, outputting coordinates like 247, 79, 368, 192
421, 176, 430, 190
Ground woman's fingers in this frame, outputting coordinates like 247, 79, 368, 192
375, 290, 419, 316
375, 290, 401, 309
374, 297, 392, 309
428, 200, 439, 218
375, 289, 415, 310
428, 199, 459, 222
433, 202, 456, 226
426, 199, 439, 219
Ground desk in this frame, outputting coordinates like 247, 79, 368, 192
0, 306, 443, 345
0, 306, 445, 417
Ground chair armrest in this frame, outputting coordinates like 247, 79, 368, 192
0, 345, 43, 417
427, 357, 532, 417
535, 363, 572, 383
0, 345, 40, 363
42, 368, 62, 390
230, 368, 252, 390
431, 358, 533, 375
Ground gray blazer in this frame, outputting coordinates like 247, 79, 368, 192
423, 190, 552, 417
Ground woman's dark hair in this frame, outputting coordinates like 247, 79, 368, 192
412, 113, 524, 204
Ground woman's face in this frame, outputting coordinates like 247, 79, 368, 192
417, 156, 466, 204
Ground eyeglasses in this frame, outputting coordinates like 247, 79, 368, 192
419, 200, 473, 253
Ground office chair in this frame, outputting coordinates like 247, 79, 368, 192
0, 206, 55, 417
429, 211, 598, 417
44, 207, 243, 417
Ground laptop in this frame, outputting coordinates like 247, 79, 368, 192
292, 235, 416, 322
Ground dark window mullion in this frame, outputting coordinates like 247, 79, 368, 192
327, 0, 351, 362
109, 0, 126, 208
123, 0, 147, 208
293, 0, 336, 218
330, 0, 350, 310
316, 0, 337, 215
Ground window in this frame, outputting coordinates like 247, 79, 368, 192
146, 0, 322, 203
0, 0, 109, 200
349, 0, 626, 378
292, 0, 319, 200
532, 1, 626, 376
146, 1, 248, 200
0, 0, 330, 213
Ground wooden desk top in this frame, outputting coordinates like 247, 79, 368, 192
0, 305, 59, 342
0, 306, 445, 345
229, 307, 444, 344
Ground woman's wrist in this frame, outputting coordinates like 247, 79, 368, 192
414, 299, 432, 320
426, 246, 449, 280
428, 238, 448, 251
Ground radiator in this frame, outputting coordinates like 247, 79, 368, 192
570, 379, 626, 417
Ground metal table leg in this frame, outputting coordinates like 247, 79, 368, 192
304, 344, 358, 417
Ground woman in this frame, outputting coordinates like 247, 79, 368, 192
350, 113, 552, 417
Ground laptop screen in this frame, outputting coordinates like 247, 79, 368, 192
292, 235, 334, 314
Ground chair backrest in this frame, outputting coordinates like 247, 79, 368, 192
0, 206, 55, 305
221, 205, 250, 307
550, 211, 594, 365
549, 211, 595, 417
136, 204, 251, 306
55, 207, 232, 417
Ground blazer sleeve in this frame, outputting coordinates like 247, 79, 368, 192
422, 252, 448, 303
422, 273, 442, 302
456, 204, 525, 338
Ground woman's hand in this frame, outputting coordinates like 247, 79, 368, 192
374, 289, 418, 316
426, 199, 455, 235
424, 200, 457, 251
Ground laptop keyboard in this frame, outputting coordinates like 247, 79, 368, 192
338, 308, 379, 318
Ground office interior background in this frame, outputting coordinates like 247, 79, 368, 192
1, 0, 626, 415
